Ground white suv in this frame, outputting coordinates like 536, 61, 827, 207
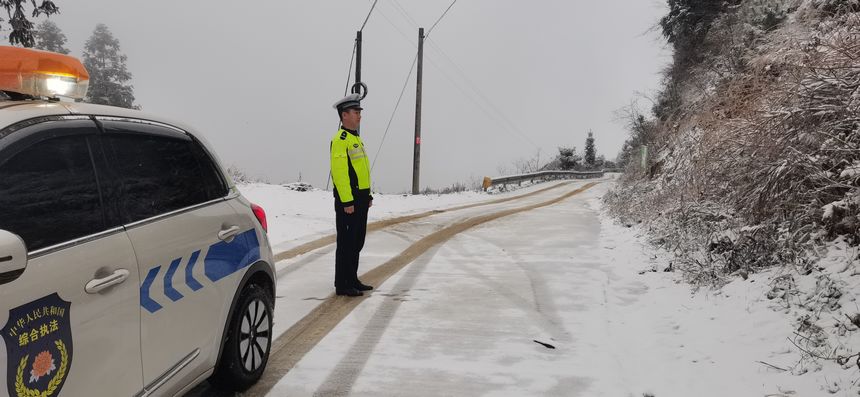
0, 47, 276, 396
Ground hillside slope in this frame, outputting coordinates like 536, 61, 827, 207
608, 0, 860, 389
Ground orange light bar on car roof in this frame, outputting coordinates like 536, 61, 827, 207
0, 46, 89, 99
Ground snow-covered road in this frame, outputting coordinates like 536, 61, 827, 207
187, 177, 854, 397
266, 180, 612, 396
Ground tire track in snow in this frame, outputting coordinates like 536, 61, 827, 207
312, 246, 442, 396
271, 181, 575, 263
381, 228, 421, 244
276, 246, 335, 279
444, 234, 572, 344
244, 182, 599, 396
274, 226, 421, 281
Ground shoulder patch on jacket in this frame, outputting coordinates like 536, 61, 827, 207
340, 131, 347, 140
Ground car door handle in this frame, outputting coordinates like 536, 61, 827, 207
218, 226, 241, 242
86, 269, 130, 294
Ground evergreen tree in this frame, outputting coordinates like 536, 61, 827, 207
33, 20, 69, 54
584, 130, 596, 167
1, 0, 59, 47
82, 24, 136, 108
659, 0, 738, 51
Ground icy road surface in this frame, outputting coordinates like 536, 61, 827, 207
189, 178, 839, 397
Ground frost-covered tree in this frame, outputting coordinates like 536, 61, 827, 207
659, 0, 738, 52
599, 156, 613, 169
1, 0, 59, 47
615, 101, 656, 169
557, 147, 580, 170
33, 20, 68, 54
82, 24, 136, 109
584, 131, 596, 167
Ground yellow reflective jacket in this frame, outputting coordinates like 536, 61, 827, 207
330, 128, 372, 206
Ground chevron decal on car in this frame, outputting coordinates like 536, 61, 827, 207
185, 250, 203, 291
140, 267, 163, 313
163, 258, 184, 302
140, 229, 260, 314
204, 229, 261, 283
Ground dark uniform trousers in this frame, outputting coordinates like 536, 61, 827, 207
334, 196, 370, 289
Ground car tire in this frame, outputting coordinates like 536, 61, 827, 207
211, 283, 273, 391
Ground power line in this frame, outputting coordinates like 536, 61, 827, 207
372, 53, 419, 172
342, 42, 358, 95
371, 1, 417, 47
391, 0, 419, 27
371, 0, 538, 154
344, 0, 381, 95
426, 38, 538, 148
419, 42, 540, 149
330, 41, 359, 191
426, 0, 457, 37
419, 0, 534, 148
369, 0, 539, 175
360, 0, 379, 31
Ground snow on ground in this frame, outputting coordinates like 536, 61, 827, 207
241, 179, 860, 396
591, 192, 859, 396
238, 181, 546, 248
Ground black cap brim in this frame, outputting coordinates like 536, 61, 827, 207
338, 103, 363, 112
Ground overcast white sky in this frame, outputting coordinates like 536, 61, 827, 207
40, 0, 669, 193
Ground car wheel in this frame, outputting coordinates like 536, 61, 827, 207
211, 283, 273, 391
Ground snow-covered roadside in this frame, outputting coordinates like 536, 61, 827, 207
591, 194, 860, 396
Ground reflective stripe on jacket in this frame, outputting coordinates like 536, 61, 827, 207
330, 128, 371, 206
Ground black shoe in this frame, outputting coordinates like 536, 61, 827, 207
355, 281, 374, 291
336, 288, 363, 297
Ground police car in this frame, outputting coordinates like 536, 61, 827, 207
0, 47, 276, 396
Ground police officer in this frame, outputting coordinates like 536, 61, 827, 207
330, 93, 374, 297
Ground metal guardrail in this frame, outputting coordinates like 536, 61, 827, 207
484, 170, 605, 189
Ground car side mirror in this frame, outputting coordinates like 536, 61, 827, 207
0, 229, 27, 285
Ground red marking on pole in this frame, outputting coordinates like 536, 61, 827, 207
416, 137, 421, 145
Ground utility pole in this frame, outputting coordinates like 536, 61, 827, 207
353, 31, 363, 136
412, 27, 425, 195
353, 31, 362, 94
328, 31, 365, 192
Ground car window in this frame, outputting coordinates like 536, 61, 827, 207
100, 122, 226, 223
0, 135, 104, 251
190, 139, 229, 200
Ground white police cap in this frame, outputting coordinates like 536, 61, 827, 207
332, 93, 363, 112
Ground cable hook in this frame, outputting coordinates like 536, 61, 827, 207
351, 82, 368, 100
